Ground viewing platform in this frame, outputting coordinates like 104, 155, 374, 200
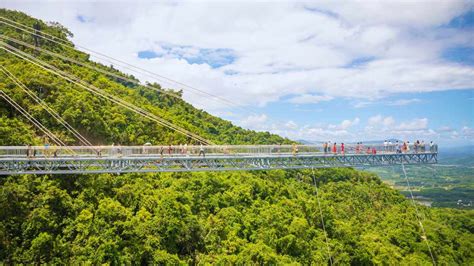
0, 144, 438, 175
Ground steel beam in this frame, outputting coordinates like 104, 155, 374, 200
0, 153, 438, 175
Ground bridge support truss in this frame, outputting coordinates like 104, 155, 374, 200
0, 153, 437, 175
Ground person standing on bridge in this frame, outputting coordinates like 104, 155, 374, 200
159, 146, 164, 158
199, 144, 205, 157
430, 141, 436, 153
26, 144, 32, 158
292, 143, 298, 156
341, 143, 345, 155
332, 143, 337, 154
323, 142, 328, 154
117, 143, 123, 158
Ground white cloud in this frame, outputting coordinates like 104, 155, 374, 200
328, 117, 360, 130
2, 1, 472, 111
462, 126, 474, 138
310, 1, 471, 27
238, 114, 268, 130
368, 115, 382, 126
437, 126, 454, 132
398, 118, 429, 131
284, 120, 298, 130
370, 115, 425, 131
353, 101, 374, 108
288, 94, 333, 104
388, 98, 421, 106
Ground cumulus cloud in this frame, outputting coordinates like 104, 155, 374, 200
310, 1, 470, 27
461, 126, 474, 138
368, 115, 395, 127
388, 98, 421, 106
398, 118, 429, 131
329, 117, 360, 130
3, 1, 473, 110
238, 114, 268, 130
364, 115, 436, 140
287, 94, 333, 104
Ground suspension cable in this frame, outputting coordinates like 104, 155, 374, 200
0, 34, 183, 100
310, 167, 333, 266
0, 90, 64, 146
0, 65, 94, 148
0, 42, 214, 145
2, 42, 214, 145
0, 16, 291, 137
0, 33, 213, 112
401, 163, 436, 265
0, 33, 226, 112
0, 16, 257, 115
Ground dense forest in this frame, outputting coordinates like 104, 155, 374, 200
0, 9, 473, 264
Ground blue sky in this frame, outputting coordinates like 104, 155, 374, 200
2, 1, 474, 146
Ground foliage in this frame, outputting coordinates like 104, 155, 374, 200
370, 156, 474, 209
1, 169, 473, 264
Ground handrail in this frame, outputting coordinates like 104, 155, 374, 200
0, 144, 438, 158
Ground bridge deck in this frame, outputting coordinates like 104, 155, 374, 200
0, 144, 437, 175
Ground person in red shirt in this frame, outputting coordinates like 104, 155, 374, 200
341, 143, 345, 155
332, 143, 337, 154
367, 147, 371, 154
372, 147, 377, 154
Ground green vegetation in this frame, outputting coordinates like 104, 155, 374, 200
370, 155, 474, 209
0, 9, 473, 264
2, 169, 473, 264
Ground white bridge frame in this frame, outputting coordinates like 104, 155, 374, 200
0, 144, 438, 175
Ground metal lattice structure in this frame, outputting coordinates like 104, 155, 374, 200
0, 144, 437, 175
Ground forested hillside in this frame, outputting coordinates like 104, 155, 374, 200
0, 8, 288, 146
0, 9, 473, 265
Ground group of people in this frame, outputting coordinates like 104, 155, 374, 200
26, 141, 59, 158
23, 140, 438, 158
156, 144, 205, 157
384, 140, 437, 154
111, 143, 206, 158
320, 140, 437, 155
322, 142, 346, 154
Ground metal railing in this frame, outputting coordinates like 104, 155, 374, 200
0, 143, 438, 158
